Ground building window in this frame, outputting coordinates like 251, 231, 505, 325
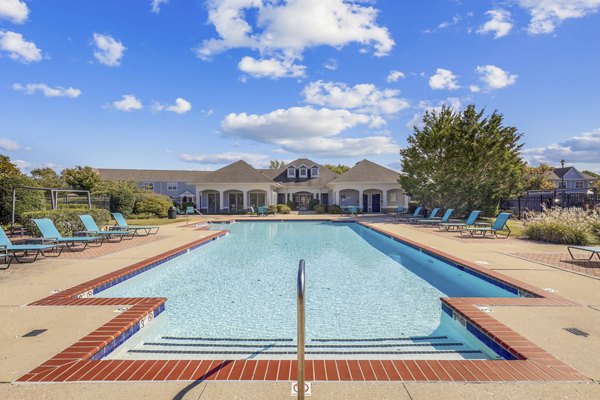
311, 167, 319, 177
389, 192, 397, 202
287, 167, 296, 178
575, 181, 584, 189
167, 182, 178, 191
142, 182, 154, 190
299, 167, 308, 178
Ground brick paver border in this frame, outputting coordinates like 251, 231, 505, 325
15, 222, 590, 383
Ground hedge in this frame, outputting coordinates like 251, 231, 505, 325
22, 208, 112, 236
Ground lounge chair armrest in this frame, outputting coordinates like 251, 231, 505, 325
474, 222, 491, 227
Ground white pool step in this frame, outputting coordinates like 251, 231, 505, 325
123, 335, 486, 360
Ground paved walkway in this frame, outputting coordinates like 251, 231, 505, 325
511, 252, 600, 278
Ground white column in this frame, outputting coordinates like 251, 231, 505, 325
334, 190, 339, 205
359, 190, 364, 210
243, 190, 248, 209
382, 189, 388, 211
218, 190, 224, 213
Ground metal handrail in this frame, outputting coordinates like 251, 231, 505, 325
297, 259, 305, 400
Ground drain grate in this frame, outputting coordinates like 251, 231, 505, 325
22, 329, 47, 337
564, 328, 589, 337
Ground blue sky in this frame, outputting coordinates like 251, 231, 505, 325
1, 0, 600, 173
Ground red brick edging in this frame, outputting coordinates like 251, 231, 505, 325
15, 223, 590, 383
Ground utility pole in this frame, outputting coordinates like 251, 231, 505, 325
560, 159, 565, 208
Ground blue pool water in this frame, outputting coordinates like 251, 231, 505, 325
98, 222, 516, 360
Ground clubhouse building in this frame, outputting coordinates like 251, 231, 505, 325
96, 158, 407, 214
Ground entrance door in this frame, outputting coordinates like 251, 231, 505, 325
372, 193, 381, 213
228, 193, 243, 212
362, 194, 369, 212
208, 193, 220, 213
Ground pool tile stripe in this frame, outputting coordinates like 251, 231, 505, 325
16, 223, 590, 383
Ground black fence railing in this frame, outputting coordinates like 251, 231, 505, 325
501, 191, 600, 218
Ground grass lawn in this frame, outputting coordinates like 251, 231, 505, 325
478, 217, 526, 238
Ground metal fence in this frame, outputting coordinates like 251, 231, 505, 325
501, 191, 600, 218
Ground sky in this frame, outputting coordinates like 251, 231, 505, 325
1, 0, 600, 174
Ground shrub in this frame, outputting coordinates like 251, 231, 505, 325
286, 200, 297, 211
22, 208, 111, 236
129, 212, 156, 220
308, 199, 320, 211
267, 204, 277, 214
328, 204, 342, 214
0, 175, 46, 225
110, 187, 136, 217
314, 204, 326, 214
524, 208, 600, 245
134, 192, 173, 218
278, 205, 292, 214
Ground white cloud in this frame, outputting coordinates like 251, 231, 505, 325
0, 0, 29, 23
106, 94, 143, 111
0, 137, 23, 151
477, 9, 513, 38
150, 0, 169, 14
238, 56, 306, 79
221, 106, 397, 157
92, 33, 126, 67
469, 85, 481, 93
387, 70, 405, 83
196, 0, 394, 77
475, 65, 517, 90
180, 152, 269, 167
517, 0, 600, 34
13, 159, 30, 171
407, 97, 463, 129
323, 58, 338, 71
12, 83, 81, 98
303, 81, 410, 115
523, 129, 600, 164
0, 30, 41, 63
429, 68, 460, 90
153, 97, 192, 114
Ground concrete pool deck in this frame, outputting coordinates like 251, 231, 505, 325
1, 215, 600, 399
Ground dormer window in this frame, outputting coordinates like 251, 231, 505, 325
311, 166, 319, 177
299, 167, 308, 178
287, 166, 296, 178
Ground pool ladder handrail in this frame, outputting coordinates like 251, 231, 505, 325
297, 259, 305, 400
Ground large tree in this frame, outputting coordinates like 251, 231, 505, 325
269, 160, 286, 169
522, 163, 556, 191
61, 166, 101, 191
399, 105, 524, 216
31, 167, 66, 188
0, 155, 46, 224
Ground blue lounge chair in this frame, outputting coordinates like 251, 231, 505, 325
33, 218, 102, 251
396, 206, 423, 221
394, 205, 407, 218
0, 228, 62, 268
418, 208, 454, 226
257, 206, 268, 216
567, 246, 600, 261
186, 206, 202, 216
79, 215, 134, 242
410, 208, 439, 224
462, 212, 512, 238
439, 210, 482, 231
111, 213, 159, 236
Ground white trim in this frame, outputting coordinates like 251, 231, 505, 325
167, 182, 178, 191
299, 167, 308, 178
287, 166, 296, 178
310, 166, 319, 177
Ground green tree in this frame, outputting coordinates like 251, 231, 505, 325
522, 163, 556, 191
92, 180, 137, 217
269, 160, 286, 169
31, 167, 66, 188
398, 105, 524, 216
61, 166, 101, 191
323, 164, 350, 175
0, 155, 46, 224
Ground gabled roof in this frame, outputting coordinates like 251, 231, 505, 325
262, 158, 337, 187
552, 167, 572, 179
95, 168, 208, 182
333, 159, 400, 184
199, 160, 275, 184
545, 166, 597, 181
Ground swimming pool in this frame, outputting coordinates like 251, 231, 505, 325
97, 221, 518, 360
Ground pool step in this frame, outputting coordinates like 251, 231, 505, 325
123, 335, 487, 360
